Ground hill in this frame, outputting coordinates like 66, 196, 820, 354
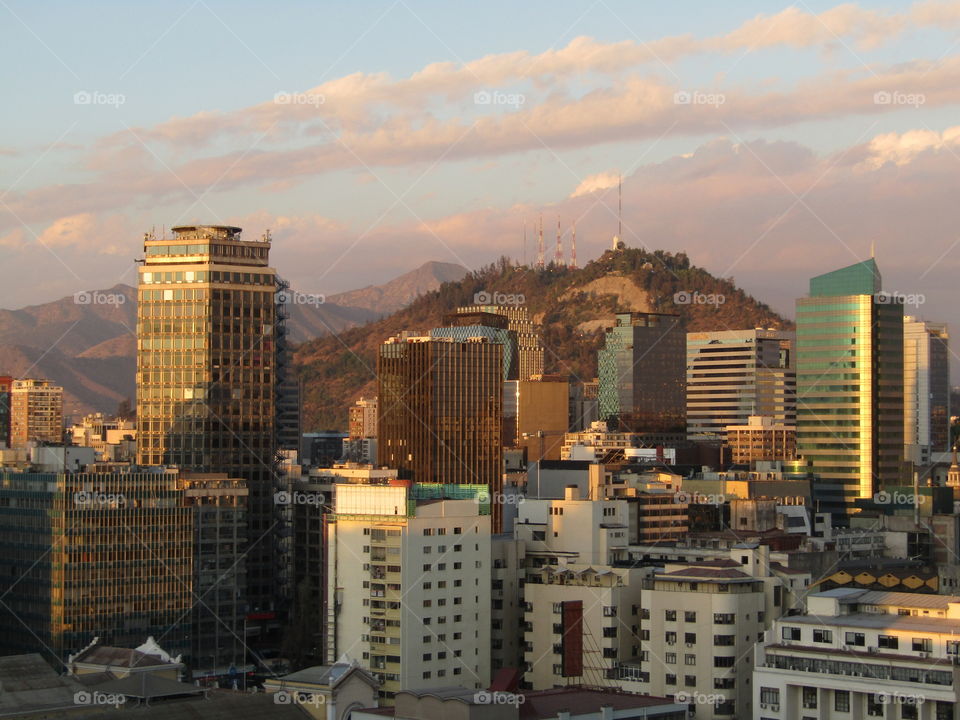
326, 261, 469, 315
293, 248, 792, 431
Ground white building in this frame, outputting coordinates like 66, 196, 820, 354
903, 317, 950, 466
754, 588, 960, 719
325, 482, 491, 703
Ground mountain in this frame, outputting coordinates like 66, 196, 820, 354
294, 248, 793, 431
0, 261, 464, 418
326, 261, 469, 315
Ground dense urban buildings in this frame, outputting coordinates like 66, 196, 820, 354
10, 379, 63, 446
135, 225, 283, 625
598, 312, 685, 433
686, 329, 795, 437
796, 259, 905, 515
903, 316, 950, 465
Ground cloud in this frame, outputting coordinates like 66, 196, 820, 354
856, 126, 960, 169
571, 171, 620, 198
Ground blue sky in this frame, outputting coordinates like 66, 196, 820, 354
2, 0, 960, 345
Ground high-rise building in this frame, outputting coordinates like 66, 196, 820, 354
377, 335, 502, 506
0, 375, 11, 448
325, 482, 492, 703
903, 317, 950, 465
456, 304, 544, 380
686, 329, 795, 437
349, 397, 378, 440
10, 379, 63, 446
796, 259, 904, 516
136, 225, 283, 623
0, 469, 193, 664
598, 312, 685, 433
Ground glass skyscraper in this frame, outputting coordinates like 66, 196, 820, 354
796, 259, 904, 516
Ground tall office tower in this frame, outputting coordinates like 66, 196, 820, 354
0, 469, 193, 664
597, 312, 685, 433
903, 317, 950, 465
796, 259, 904, 516
686, 329, 796, 437
348, 397, 378, 439
0, 375, 11, 448
456, 303, 544, 380
10, 379, 63, 446
136, 225, 282, 623
432, 311, 517, 379
326, 482, 492, 703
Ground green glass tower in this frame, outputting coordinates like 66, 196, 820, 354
796, 259, 904, 516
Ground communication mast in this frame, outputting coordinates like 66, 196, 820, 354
569, 222, 578, 269
536, 214, 545, 269
554, 216, 563, 266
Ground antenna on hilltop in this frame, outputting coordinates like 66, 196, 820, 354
537, 214, 545, 269
522, 218, 527, 267
555, 216, 563, 266
618, 173, 622, 239
569, 221, 578, 269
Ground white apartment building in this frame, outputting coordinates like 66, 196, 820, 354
325, 483, 491, 703
754, 588, 960, 720
620, 544, 810, 720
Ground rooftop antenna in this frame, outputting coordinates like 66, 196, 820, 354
569, 221, 578, 269
537, 214, 545, 269
612, 173, 623, 251
522, 218, 527, 266
554, 216, 563, 266
870, 239, 876, 258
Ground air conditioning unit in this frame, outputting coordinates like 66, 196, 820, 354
760, 703, 768, 709
686, 643, 694, 648
771, 705, 780, 712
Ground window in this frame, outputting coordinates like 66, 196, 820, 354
835, 690, 850, 712
684, 675, 696, 687
912, 637, 932, 652
878, 635, 899, 650
845, 631, 865, 646
684, 632, 696, 645
685, 611, 697, 622
715, 613, 735, 624
422, 653, 431, 661
760, 687, 779, 705
802, 686, 817, 709
813, 629, 833, 643
665, 673, 676, 686
665, 610, 677, 621
665, 631, 677, 644
684, 654, 696, 666
714, 656, 734, 668
867, 694, 884, 717
603, 606, 617, 617
782, 626, 801, 641
665, 652, 676, 665
714, 635, 735, 646
423, 671, 431, 679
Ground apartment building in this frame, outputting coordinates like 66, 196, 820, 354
325, 482, 491, 703
754, 588, 960, 719
10, 379, 63, 446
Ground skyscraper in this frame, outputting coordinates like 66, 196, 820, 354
456, 303, 544, 380
136, 225, 282, 633
597, 312, 685, 433
903, 317, 950, 465
796, 259, 904, 515
377, 335, 502, 522
686, 329, 795, 437
10, 379, 63, 446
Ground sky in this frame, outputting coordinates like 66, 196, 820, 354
2, 0, 960, 346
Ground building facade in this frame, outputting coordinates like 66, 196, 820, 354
598, 313, 685, 433
686, 329, 795, 438
10, 379, 63, 446
796, 259, 905, 515
903, 317, 950, 466
726, 415, 797, 465
456, 303, 545, 380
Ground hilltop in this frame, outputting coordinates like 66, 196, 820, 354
293, 248, 791, 430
